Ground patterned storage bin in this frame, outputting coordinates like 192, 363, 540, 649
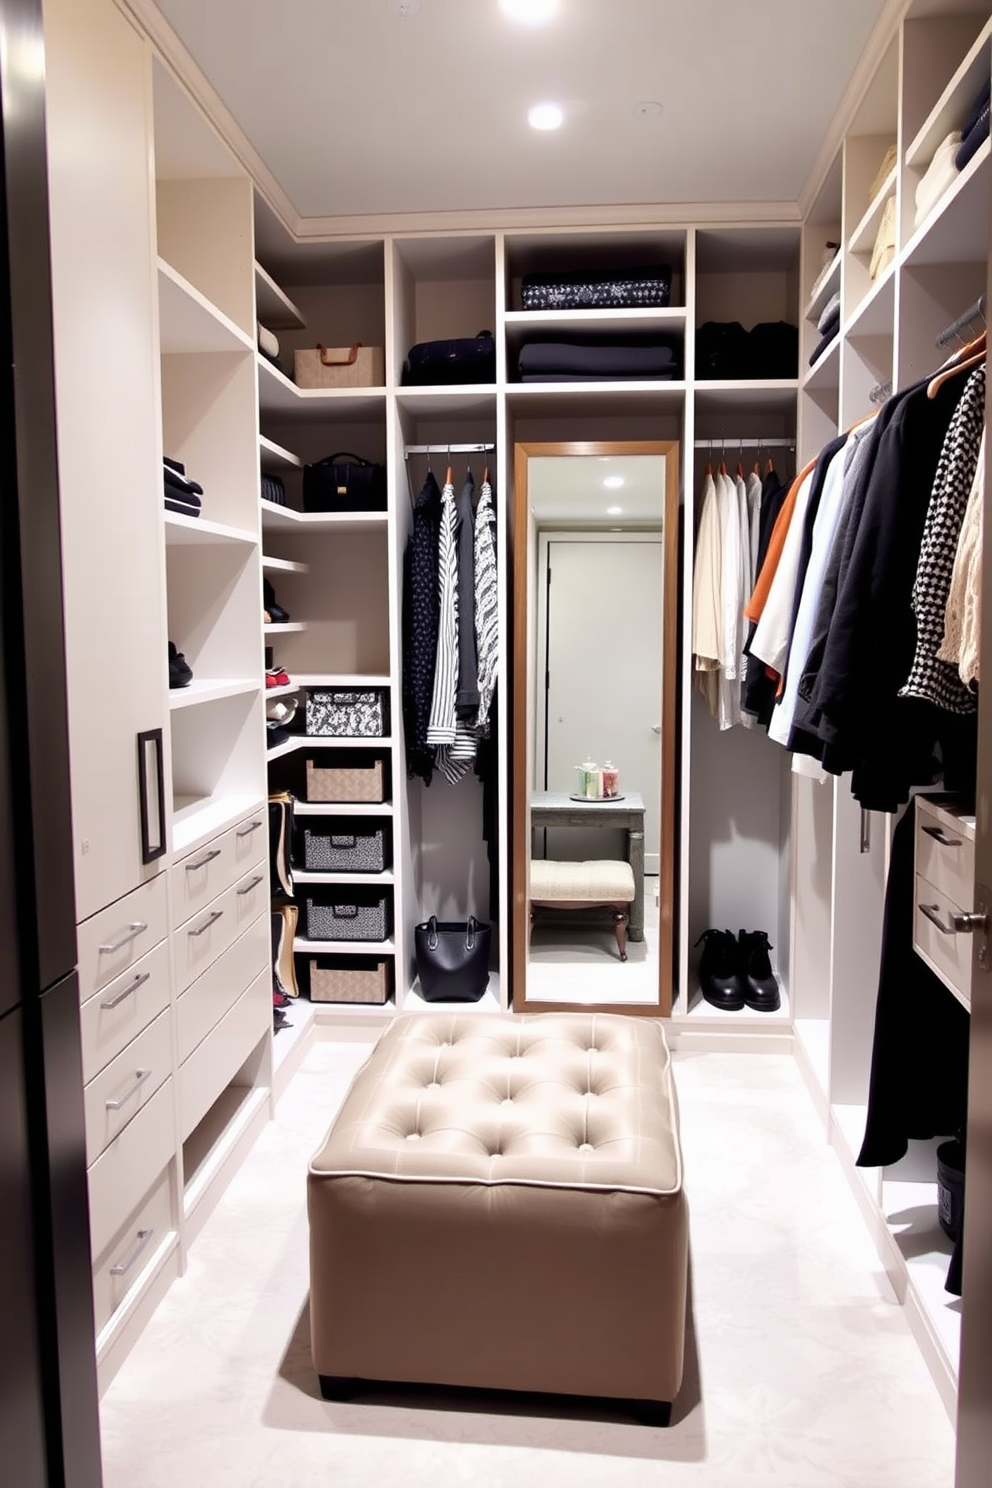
306, 688, 387, 738
305, 757, 384, 803
306, 893, 388, 942
309, 956, 391, 1004
303, 825, 386, 874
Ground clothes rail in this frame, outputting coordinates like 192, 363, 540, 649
935, 293, 986, 348
404, 443, 495, 458
694, 438, 795, 449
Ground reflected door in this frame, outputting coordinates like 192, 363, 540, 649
542, 537, 663, 870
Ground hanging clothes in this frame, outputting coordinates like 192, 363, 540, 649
937, 430, 985, 687
426, 478, 459, 749
691, 466, 723, 718
745, 467, 763, 594
717, 466, 747, 729
455, 472, 479, 718
900, 363, 985, 714
747, 465, 817, 680
741, 463, 790, 726
401, 470, 442, 784
473, 476, 499, 735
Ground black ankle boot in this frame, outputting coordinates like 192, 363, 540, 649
738, 929, 781, 1012
695, 928, 744, 1010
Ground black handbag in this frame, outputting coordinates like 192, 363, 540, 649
402, 330, 496, 386
414, 915, 491, 1002
302, 452, 387, 513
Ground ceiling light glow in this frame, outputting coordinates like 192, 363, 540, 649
603, 475, 625, 489
528, 102, 564, 131
500, 0, 559, 25
607, 505, 623, 515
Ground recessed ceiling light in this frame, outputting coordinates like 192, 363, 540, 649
604, 475, 625, 489
607, 505, 623, 515
528, 102, 564, 131
500, 0, 559, 25
633, 101, 663, 120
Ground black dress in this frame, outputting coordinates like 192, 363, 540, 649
402, 472, 442, 784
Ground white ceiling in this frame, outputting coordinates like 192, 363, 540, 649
529, 454, 666, 525
149, 0, 887, 223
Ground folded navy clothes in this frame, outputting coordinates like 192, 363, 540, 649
163, 459, 204, 498
817, 291, 841, 337
955, 78, 990, 171
164, 495, 202, 518
808, 325, 839, 367
520, 371, 678, 382
517, 340, 677, 378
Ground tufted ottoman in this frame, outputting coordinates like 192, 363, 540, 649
308, 1011, 687, 1423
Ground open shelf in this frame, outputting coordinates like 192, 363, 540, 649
262, 555, 309, 575
289, 672, 390, 688
169, 678, 260, 709
402, 979, 503, 1015
804, 251, 842, 322
258, 435, 302, 472
260, 500, 388, 535
269, 734, 392, 756
802, 335, 841, 390
845, 262, 896, 337
257, 355, 386, 418
182, 1083, 269, 1217
266, 734, 304, 761
295, 936, 395, 955
158, 258, 254, 355
394, 385, 498, 417
254, 260, 305, 330
848, 168, 898, 255
906, 15, 992, 169
172, 792, 266, 855
694, 379, 799, 412
902, 139, 991, 268
294, 869, 395, 886
683, 983, 792, 1023
505, 381, 687, 417
164, 512, 257, 547
293, 801, 393, 816
264, 621, 308, 635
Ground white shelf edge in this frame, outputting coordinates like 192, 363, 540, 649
264, 621, 308, 634
254, 260, 306, 330
294, 870, 395, 886
803, 251, 842, 322
265, 681, 303, 699
801, 335, 841, 389
293, 801, 394, 816
294, 937, 396, 954
505, 379, 687, 397
906, 16, 992, 168
259, 499, 389, 531
267, 735, 393, 755
262, 555, 310, 575
848, 167, 898, 256
503, 307, 687, 325
292, 673, 391, 688
157, 256, 254, 353
259, 434, 302, 470
169, 678, 260, 709
899, 136, 991, 268
164, 511, 257, 545
257, 354, 387, 404
171, 794, 267, 856
844, 260, 896, 338
265, 735, 303, 761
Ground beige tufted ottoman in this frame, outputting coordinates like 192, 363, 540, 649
308, 1011, 687, 1424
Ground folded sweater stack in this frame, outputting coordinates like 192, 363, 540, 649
164, 457, 203, 518
517, 339, 679, 381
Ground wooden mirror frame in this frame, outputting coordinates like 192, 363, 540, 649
511, 439, 680, 1016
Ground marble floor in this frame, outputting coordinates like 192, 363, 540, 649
99, 1042, 956, 1488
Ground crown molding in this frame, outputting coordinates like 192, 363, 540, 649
797, 0, 909, 221
116, 0, 300, 235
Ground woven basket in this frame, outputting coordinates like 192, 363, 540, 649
294, 343, 384, 389
309, 956, 390, 1004
306, 895, 387, 942
303, 826, 385, 873
305, 758, 383, 803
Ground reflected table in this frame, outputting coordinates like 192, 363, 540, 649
530, 791, 645, 942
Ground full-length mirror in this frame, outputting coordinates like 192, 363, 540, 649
512, 440, 679, 1014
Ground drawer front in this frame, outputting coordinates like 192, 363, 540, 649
179, 971, 270, 1142
84, 1009, 173, 1168
177, 914, 269, 1064
916, 800, 975, 913
914, 873, 973, 1010
88, 1077, 176, 1261
79, 938, 171, 1085
174, 869, 268, 995
172, 815, 266, 930
77, 874, 168, 1002
91, 1168, 174, 1334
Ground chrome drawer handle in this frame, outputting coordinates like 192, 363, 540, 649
920, 903, 988, 936
188, 909, 223, 937
236, 820, 263, 838
109, 1227, 154, 1277
922, 824, 963, 849
186, 847, 222, 872
105, 1067, 151, 1111
100, 970, 150, 1010
237, 874, 265, 896
99, 921, 148, 955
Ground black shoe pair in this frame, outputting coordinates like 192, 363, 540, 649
168, 641, 192, 688
694, 928, 781, 1012
263, 578, 290, 625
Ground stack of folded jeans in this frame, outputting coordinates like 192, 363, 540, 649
956, 76, 990, 172
164, 457, 203, 517
517, 338, 679, 381
809, 291, 841, 368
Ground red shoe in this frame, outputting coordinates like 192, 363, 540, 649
266, 665, 290, 688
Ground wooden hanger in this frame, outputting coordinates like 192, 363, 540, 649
445, 464, 454, 485
704, 461, 713, 477
765, 457, 775, 475
482, 464, 489, 485
928, 331, 986, 399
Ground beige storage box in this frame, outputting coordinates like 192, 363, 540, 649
308, 1011, 688, 1423
305, 757, 384, 803
294, 342, 385, 389
309, 956, 391, 1004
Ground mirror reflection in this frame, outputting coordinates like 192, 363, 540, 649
518, 447, 675, 1008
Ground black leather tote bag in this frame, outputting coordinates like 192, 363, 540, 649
414, 915, 491, 1002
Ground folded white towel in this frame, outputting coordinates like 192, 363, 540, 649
257, 322, 280, 359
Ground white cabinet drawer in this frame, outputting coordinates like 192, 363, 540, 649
179, 970, 270, 1142
84, 1009, 173, 1168
79, 938, 171, 1085
78, 874, 168, 1003
177, 914, 269, 1065
915, 797, 975, 913
88, 1076, 176, 1261
914, 873, 972, 1012
91, 1168, 175, 1335
171, 814, 266, 930
174, 869, 268, 995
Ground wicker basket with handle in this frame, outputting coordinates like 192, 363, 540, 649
294, 342, 385, 389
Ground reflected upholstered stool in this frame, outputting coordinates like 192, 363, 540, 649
308, 1011, 687, 1424
530, 858, 636, 960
